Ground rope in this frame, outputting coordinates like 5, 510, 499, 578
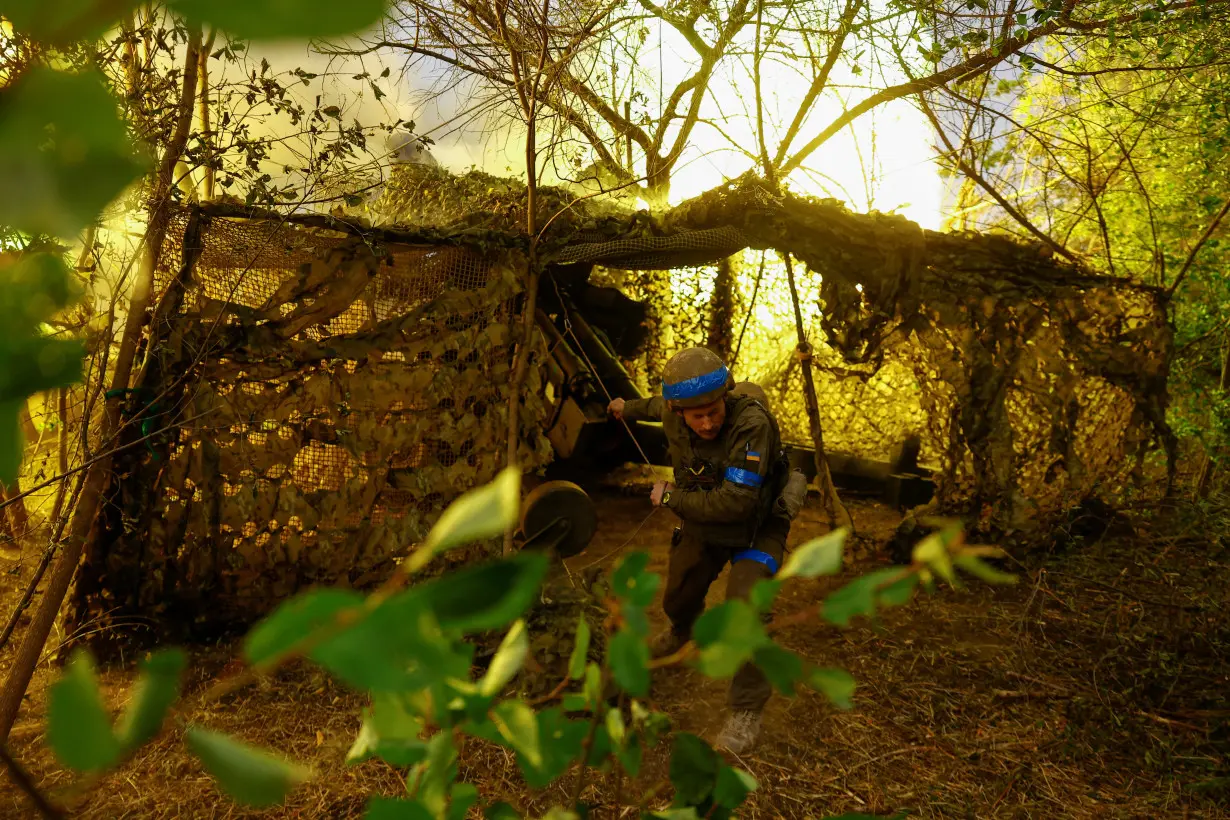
542, 289, 665, 572
563, 321, 654, 467
572, 506, 661, 571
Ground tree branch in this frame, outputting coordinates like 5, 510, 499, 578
1166, 197, 1230, 297
781, 0, 1230, 175
772, 0, 863, 170
920, 96, 1076, 262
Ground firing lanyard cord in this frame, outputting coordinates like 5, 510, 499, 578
551, 304, 663, 570
572, 504, 661, 572
562, 320, 654, 468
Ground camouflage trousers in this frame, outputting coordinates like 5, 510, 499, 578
662, 515, 789, 713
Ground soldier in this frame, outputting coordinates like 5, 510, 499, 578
608, 348, 791, 754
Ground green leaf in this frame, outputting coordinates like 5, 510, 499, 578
912, 526, 959, 584
877, 573, 920, 607
752, 644, 804, 695
517, 708, 588, 789
311, 599, 472, 692
585, 722, 613, 766
567, 615, 591, 680
47, 649, 121, 772
404, 466, 520, 573
364, 797, 434, 819
492, 699, 542, 768
480, 620, 528, 696
186, 727, 311, 807
243, 588, 363, 667
416, 552, 549, 633
611, 550, 660, 607
954, 554, 1018, 585
615, 732, 643, 777
347, 692, 429, 766
713, 766, 758, 809
822, 568, 903, 627
309, 554, 543, 691
608, 628, 649, 697
582, 662, 603, 708
170, 0, 391, 39
0, 400, 25, 487
0, 0, 142, 45
406, 731, 457, 815
448, 783, 480, 820
485, 803, 522, 820
748, 579, 783, 613
115, 649, 186, 750
807, 667, 856, 710
692, 601, 767, 678
0, 253, 83, 336
0, 68, 148, 237
779, 528, 846, 579
669, 732, 720, 805
605, 704, 626, 745
0, 254, 85, 483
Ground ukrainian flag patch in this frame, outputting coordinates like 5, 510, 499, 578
745, 450, 761, 463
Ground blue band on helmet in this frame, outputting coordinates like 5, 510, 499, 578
662, 365, 729, 401
724, 467, 762, 488
732, 549, 779, 575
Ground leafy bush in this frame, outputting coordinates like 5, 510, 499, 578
41, 467, 1013, 818
1, 3, 1015, 816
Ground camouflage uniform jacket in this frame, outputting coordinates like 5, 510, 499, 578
622, 393, 784, 547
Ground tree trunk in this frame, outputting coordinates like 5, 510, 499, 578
0, 493, 13, 545
0, 478, 29, 543
782, 253, 854, 534
18, 400, 37, 444
0, 28, 203, 744
1196, 329, 1230, 497
198, 29, 217, 201
706, 255, 738, 361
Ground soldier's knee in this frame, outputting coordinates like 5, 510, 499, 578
726, 555, 773, 601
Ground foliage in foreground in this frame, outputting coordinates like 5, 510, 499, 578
40, 466, 1013, 818
2, 3, 1013, 817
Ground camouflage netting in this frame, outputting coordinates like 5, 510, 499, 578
571, 175, 1174, 533
69, 170, 1174, 642
70, 206, 555, 641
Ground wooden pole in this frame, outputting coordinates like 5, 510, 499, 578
781, 253, 854, 533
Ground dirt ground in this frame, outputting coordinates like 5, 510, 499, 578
2, 488, 1229, 819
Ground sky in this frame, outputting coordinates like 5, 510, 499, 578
222, 5, 950, 231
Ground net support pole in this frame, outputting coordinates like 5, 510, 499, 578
782, 252, 854, 535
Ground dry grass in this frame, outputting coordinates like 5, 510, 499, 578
2, 491, 1229, 819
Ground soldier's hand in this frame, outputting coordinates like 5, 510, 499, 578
650, 480, 674, 507
608, 398, 626, 420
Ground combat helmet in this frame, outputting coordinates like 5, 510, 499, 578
662, 347, 734, 408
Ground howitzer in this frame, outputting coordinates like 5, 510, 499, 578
534, 279, 934, 510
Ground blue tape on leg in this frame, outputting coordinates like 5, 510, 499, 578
732, 548, 779, 575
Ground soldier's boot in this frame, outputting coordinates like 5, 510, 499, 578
716, 710, 762, 755
649, 628, 689, 659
